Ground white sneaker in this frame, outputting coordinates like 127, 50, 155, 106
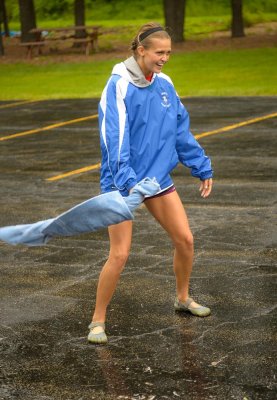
87, 322, 108, 344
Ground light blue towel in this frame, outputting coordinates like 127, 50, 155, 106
0, 178, 160, 246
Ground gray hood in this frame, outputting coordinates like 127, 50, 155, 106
111, 56, 156, 88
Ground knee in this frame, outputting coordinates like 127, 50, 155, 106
174, 231, 194, 251
109, 249, 130, 272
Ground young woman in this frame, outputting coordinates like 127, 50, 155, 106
88, 22, 213, 344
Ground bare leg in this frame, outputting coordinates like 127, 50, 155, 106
145, 190, 201, 307
92, 220, 132, 324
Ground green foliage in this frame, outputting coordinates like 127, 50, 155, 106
244, 0, 277, 13
35, 0, 71, 19
1, 48, 276, 99
6, 0, 277, 22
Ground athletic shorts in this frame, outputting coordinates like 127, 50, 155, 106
144, 185, 176, 201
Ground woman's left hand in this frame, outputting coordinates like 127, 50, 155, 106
199, 178, 213, 198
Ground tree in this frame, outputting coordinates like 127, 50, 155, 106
0, 30, 3, 56
163, 0, 186, 43
18, 0, 37, 42
0, 20, 3, 56
74, 0, 86, 39
0, 0, 9, 37
231, 0, 245, 37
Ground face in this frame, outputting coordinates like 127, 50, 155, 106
137, 38, 171, 76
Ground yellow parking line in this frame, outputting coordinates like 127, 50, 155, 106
0, 100, 39, 109
195, 112, 277, 140
47, 163, 101, 181
0, 114, 98, 142
46, 111, 277, 182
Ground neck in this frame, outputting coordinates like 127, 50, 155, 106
135, 57, 151, 77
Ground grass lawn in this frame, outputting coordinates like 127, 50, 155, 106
1, 47, 276, 100
164, 47, 277, 96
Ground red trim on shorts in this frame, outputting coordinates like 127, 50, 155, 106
144, 185, 176, 201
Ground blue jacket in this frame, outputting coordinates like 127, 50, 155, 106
99, 56, 213, 197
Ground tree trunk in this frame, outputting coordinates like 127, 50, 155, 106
163, 0, 186, 43
0, 22, 4, 55
74, 0, 86, 39
18, 0, 37, 42
231, 0, 245, 37
0, 0, 9, 37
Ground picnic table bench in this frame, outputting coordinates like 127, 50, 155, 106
20, 25, 102, 58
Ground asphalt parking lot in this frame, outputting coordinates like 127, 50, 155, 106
0, 97, 276, 400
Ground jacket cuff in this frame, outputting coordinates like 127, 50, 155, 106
126, 178, 138, 191
200, 170, 213, 180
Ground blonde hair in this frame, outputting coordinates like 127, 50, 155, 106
131, 22, 170, 53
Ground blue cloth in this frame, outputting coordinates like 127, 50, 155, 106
0, 178, 160, 247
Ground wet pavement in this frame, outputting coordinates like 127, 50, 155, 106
0, 97, 276, 400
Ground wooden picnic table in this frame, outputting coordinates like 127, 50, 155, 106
20, 25, 102, 58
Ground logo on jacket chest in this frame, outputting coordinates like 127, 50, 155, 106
161, 91, 171, 108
